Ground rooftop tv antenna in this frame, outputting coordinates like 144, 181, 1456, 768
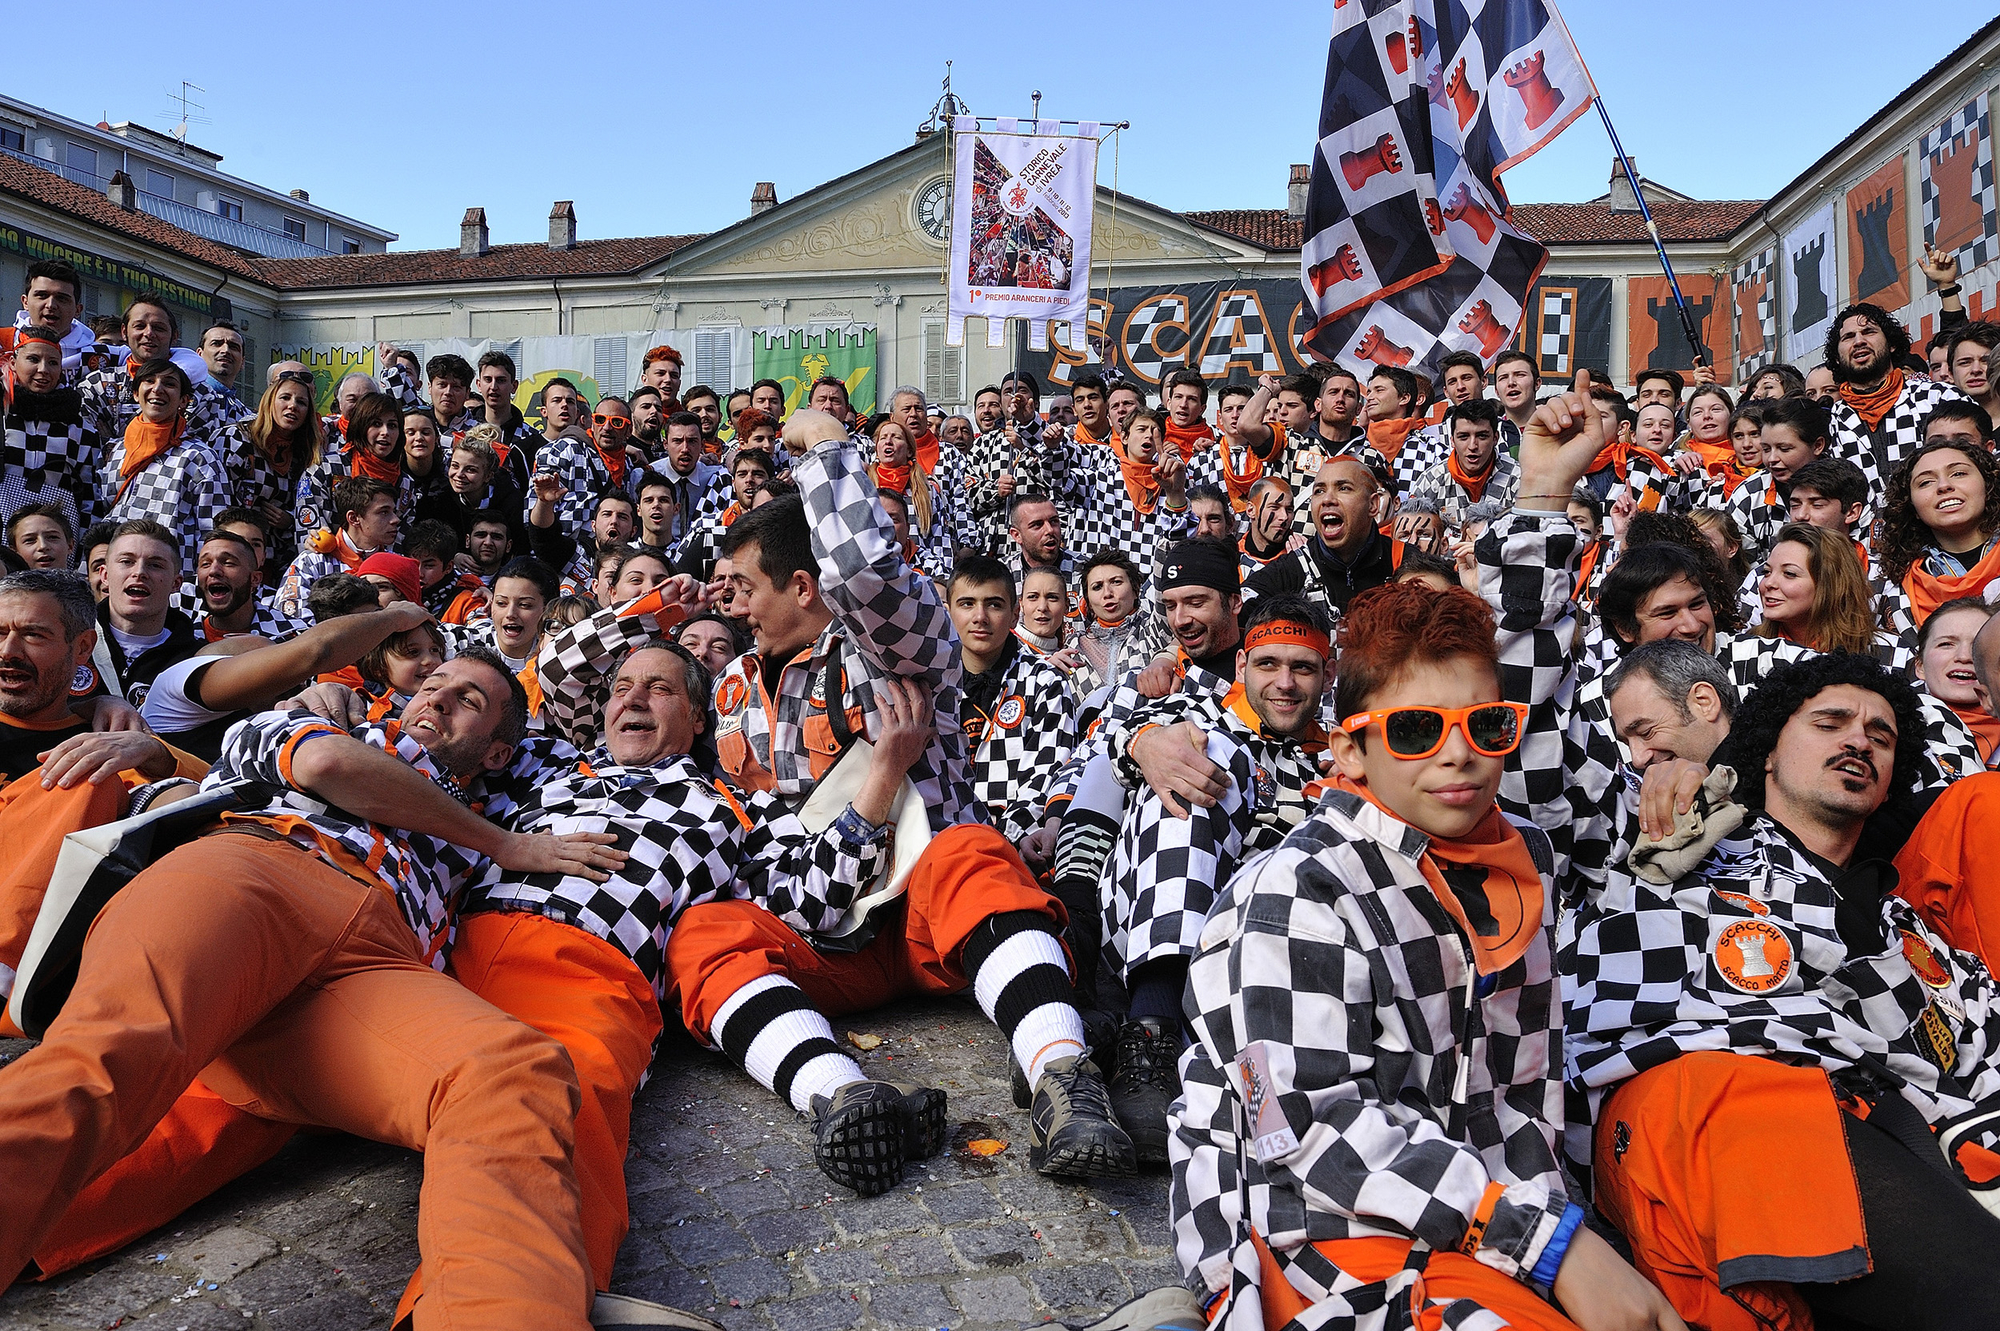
162, 81, 209, 153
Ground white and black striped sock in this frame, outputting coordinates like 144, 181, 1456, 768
965, 911, 1087, 1089
713, 974, 865, 1113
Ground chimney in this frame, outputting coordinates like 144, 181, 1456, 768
548, 200, 577, 250
105, 170, 136, 210
460, 206, 489, 256
750, 182, 779, 216
1607, 156, 1640, 213
289, 188, 310, 202
1287, 163, 1311, 219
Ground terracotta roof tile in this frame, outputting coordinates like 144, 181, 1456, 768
251, 234, 709, 289
0, 152, 267, 280
1184, 198, 1765, 251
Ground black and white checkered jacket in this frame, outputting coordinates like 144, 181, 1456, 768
1073, 454, 1195, 569
1044, 655, 1234, 815
1104, 684, 1327, 981
1566, 816, 2000, 1137
1829, 376, 1965, 518
532, 435, 643, 537
293, 446, 417, 542
465, 738, 755, 1002
1387, 420, 1453, 497
78, 360, 236, 446
1404, 449, 1520, 533
963, 639, 1077, 839
1170, 792, 1571, 1311
100, 428, 231, 578
1, 387, 99, 535
962, 417, 1094, 555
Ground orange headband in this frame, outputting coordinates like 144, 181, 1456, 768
13, 334, 60, 353
1243, 619, 1330, 659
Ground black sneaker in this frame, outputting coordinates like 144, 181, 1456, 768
1108, 1018, 1179, 1165
1010, 1009, 1121, 1108
1064, 1287, 1206, 1331
1029, 1054, 1137, 1178
590, 1292, 725, 1329
809, 1079, 947, 1196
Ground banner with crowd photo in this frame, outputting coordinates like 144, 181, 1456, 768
1018, 279, 1318, 394
1733, 246, 1777, 382
1922, 93, 2000, 275
946, 117, 1097, 351
1512, 275, 1612, 379
1783, 203, 1839, 362
751, 326, 877, 417
1847, 155, 1912, 311
1627, 273, 1723, 380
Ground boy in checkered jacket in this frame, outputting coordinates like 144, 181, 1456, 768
2, 327, 99, 539
1169, 378, 1683, 1331
1569, 651, 2000, 1328
663, 409, 1137, 1197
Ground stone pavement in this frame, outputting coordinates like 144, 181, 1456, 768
0, 996, 1181, 1331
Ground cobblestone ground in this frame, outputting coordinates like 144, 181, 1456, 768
0, 996, 1178, 1331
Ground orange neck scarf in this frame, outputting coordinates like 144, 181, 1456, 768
1074, 418, 1114, 450
720, 501, 745, 528
1333, 775, 1544, 975
911, 430, 940, 474
1108, 435, 1160, 513
1164, 418, 1214, 463
1903, 538, 2000, 625
1839, 368, 1907, 430
595, 438, 629, 488
1446, 449, 1495, 503
1578, 539, 1601, 597
1588, 439, 1669, 482
1952, 703, 2000, 765
874, 462, 912, 493
118, 414, 183, 483
350, 444, 401, 482
1217, 432, 1265, 504
1366, 415, 1426, 460
1691, 437, 1753, 497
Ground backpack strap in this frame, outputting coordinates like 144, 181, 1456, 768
823, 637, 857, 752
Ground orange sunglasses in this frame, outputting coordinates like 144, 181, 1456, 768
1339, 701, 1529, 759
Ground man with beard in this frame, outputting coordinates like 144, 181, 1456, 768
191, 530, 289, 641
1243, 454, 1412, 614
1824, 302, 1965, 508
682, 385, 725, 461
1002, 491, 1075, 598
626, 385, 668, 464
1100, 595, 1332, 1162
536, 395, 640, 537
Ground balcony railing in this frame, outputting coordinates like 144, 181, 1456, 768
2, 144, 335, 260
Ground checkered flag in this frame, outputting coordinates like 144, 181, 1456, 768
1300, 0, 1595, 383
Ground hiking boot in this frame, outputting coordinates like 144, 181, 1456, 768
1028, 1054, 1136, 1178
1107, 1018, 1179, 1165
1064, 1286, 1206, 1331
1010, 1009, 1121, 1108
810, 1079, 947, 1196
590, 1292, 726, 1329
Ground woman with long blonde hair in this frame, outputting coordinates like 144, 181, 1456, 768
1757, 521, 1908, 667
233, 369, 325, 559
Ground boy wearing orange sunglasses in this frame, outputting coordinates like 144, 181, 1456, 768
1168, 377, 1686, 1330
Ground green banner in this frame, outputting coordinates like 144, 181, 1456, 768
753, 327, 876, 417
0, 221, 214, 315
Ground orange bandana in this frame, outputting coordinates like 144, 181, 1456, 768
1839, 367, 1907, 431
1902, 540, 2000, 626
1108, 435, 1160, 514
349, 444, 401, 483
117, 414, 183, 484
595, 438, 630, 489
1164, 418, 1214, 463
911, 429, 941, 474
1445, 449, 1495, 503
1217, 433, 1265, 504
1242, 617, 1330, 659
1366, 415, 1426, 460
1587, 439, 1669, 483
1334, 775, 1545, 975
1073, 419, 1114, 450
874, 462, 912, 494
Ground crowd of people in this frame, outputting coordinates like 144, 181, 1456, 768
10, 244, 2000, 1330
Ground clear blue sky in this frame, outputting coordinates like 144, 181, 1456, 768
15, 1, 1998, 251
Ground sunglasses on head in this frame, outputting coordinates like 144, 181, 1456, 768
1339, 701, 1529, 760
275, 370, 315, 388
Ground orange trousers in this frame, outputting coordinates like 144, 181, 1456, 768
1593, 1053, 1866, 1331
668, 822, 1063, 1041
30, 914, 662, 1297
1895, 770, 2000, 974
1223, 1234, 1581, 1330
0, 770, 129, 1036
0, 832, 594, 1331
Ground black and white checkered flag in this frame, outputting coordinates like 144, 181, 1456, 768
1300, 0, 1596, 383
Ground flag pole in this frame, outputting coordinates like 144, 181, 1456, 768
1594, 96, 1710, 374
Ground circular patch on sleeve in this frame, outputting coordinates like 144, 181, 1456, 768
1903, 930, 1954, 989
1714, 919, 1794, 994
716, 675, 748, 716
70, 663, 98, 696
994, 696, 1025, 728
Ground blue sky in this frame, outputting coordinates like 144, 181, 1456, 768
14, 1, 1998, 251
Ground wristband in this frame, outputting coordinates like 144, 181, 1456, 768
1529, 1201, 1586, 1288
1458, 1181, 1505, 1255
1940, 283, 1964, 296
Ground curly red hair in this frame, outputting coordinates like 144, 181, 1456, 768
643, 345, 683, 367
731, 408, 778, 438
1333, 582, 1500, 721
